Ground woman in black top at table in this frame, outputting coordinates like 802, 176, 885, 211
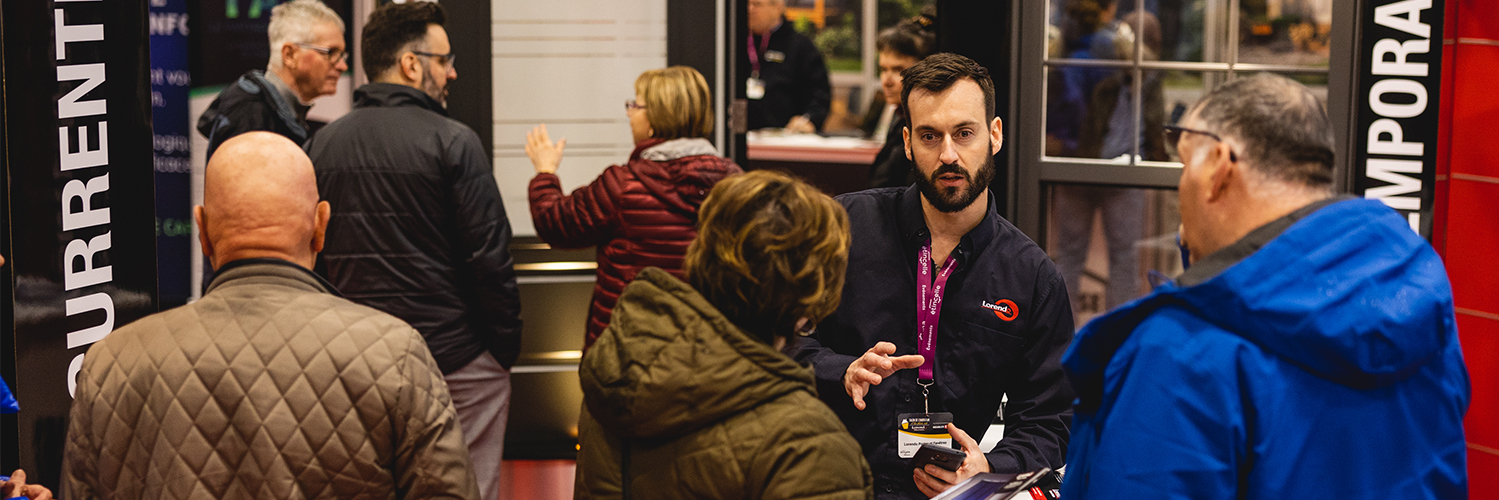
867, 10, 938, 189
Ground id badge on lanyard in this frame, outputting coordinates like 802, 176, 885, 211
746, 34, 770, 100
898, 239, 958, 458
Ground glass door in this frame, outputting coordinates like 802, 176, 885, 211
1013, 0, 1354, 326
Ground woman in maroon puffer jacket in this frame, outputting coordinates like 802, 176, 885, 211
524, 66, 742, 349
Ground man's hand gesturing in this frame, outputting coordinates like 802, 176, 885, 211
843, 341, 925, 410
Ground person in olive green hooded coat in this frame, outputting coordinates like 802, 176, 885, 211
576, 170, 872, 500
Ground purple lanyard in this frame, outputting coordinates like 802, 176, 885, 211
916, 239, 958, 384
747, 33, 771, 76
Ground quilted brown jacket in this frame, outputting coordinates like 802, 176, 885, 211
62, 260, 479, 499
575, 268, 872, 500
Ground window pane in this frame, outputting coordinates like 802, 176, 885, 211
1050, 0, 1231, 63
1159, 70, 1228, 163
1048, 0, 1147, 62
1151, 0, 1234, 63
1045, 66, 1220, 163
786, 0, 867, 134
1045, 64, 1136, 161
1268, 71, 1329, 102
1046, 184, 1183, 326
787, 0, 863, 71
1236, 0, 1333, 67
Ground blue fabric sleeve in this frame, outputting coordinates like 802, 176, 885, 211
0, 378, 17, 413
1065, 311, 1247, 499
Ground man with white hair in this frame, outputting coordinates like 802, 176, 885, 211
197, 0, 347, 160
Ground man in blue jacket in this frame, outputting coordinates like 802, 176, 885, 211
798, 53, 1075, 499
1062, 73, 1470, 498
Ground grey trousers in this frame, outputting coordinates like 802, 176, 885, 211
1053, 185, 1146, 314
445, 351, 512, 500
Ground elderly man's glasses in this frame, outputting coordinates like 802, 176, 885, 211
294, 43, 346, 64
412, 50, 457, 68
1164, 125, 1238, 163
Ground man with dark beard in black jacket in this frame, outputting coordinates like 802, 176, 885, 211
796, 54, 1074, 499
304, 4, 519, 499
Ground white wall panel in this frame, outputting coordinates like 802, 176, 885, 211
492, 0, 667, 236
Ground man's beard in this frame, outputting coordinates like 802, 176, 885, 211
914, 150, 996, 213
420, 71, 448, 107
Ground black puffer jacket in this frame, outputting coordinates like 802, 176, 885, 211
196, 70, 308, 160
306, 83, 522, 373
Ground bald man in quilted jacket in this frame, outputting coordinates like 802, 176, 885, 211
62, 132, 478, 499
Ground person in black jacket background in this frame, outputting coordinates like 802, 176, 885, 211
743, 0, 832, 133
195, 0, 348, 294
196, 0, 347, 160
304, 4, 519, 499
796, 54, 1074, 499
867, 10, 937, 189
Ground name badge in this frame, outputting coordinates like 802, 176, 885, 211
765, 50, 786, 63
746, 77, 766, 100
896, 412, 953, 458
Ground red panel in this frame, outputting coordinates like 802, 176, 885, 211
1470, 445, 1499, 500
1460, 314, 1499, 451
1455, 0, 1499, 41
1446, 0, 1459, 39
1434, 29, 1457, 256
1447, 0, 1459, 38
1433, 178, 1449, 255
1445, 179, 1499, 313
1448, 44, 1499, 179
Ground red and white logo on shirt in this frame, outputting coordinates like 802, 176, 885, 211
982, 299, 1019, 321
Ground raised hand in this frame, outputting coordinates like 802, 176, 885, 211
524, 124, 567, 174
843, 341, 925, 410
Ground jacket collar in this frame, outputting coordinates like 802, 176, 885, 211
243, 71, 309, 139
263, 69, 313, 120
353, 83, 448, 116
627, 138, 668, 161
1176, 194, 1353, 287
206, 257, 342, 296
638, 138, 719, 162
895, 184, 998, 264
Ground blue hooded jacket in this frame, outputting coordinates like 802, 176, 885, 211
1061, 199, 1470, 499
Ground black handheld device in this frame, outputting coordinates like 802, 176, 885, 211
909, 443, 966, 472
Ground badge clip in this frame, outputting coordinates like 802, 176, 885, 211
918, 378, 934, 413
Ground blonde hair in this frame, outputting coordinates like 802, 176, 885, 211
267, 0, 345, 70
634, 66, 714, 141
685, 171, 850, 343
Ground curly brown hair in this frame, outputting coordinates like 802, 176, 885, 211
685, 171, 851, 344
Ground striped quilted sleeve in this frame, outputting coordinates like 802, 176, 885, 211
62, 349, 103, 500
527, 166, 624, 249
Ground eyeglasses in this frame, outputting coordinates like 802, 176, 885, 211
295, 43, 347, 64
411, 50, 456, 68
1164, 125, 1238, 162
624, 100, 646, 111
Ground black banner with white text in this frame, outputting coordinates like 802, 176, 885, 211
0, 0, 157, 487
1352, 0, 1444, 239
